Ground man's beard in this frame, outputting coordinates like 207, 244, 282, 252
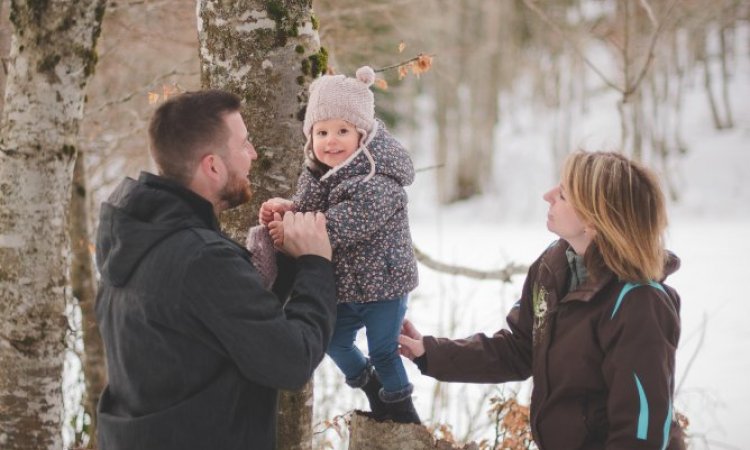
219, 168, 252, 210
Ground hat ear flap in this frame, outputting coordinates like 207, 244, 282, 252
359, 120, 378, 147
303, 134, 313, 158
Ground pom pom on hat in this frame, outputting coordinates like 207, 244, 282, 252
355, 66, 375, 87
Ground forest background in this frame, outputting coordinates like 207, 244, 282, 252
1, 0, 748, 449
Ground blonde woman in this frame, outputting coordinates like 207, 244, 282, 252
400, 151, 685, 449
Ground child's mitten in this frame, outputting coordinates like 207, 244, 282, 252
246, 225, 277, 290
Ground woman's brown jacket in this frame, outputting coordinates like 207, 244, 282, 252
420, 240, 684, 450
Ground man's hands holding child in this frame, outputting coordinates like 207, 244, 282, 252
398, 319, 425, 360
271, 211, 332, 261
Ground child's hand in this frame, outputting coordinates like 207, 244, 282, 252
259, 198, 294, 226
268, 212, 285, 248
398, 319, 425, 360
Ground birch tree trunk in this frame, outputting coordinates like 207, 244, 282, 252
0, 1, 106, 448
196, 1, 323, 449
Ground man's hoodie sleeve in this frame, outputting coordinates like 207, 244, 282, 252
182, 243, 336, 390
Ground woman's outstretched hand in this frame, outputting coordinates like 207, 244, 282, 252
398, 319, 425, 360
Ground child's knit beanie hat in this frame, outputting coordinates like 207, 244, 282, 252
303, 66, 379, 178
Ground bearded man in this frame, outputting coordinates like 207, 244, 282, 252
94, 90, 337, 450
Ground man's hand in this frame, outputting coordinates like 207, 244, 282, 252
279, 211, 332, 261
259, 198, 294, 226
398, 319, 425, 360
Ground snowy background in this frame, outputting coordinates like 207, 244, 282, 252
55, 12, 749, 450
313, 24, 750, 450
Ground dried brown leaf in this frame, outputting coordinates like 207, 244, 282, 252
373, 78, 388, 90
415, 53, 433, 74
398, 65, 409, 80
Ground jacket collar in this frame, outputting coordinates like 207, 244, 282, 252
541, 240, 616, 304
561, 269, 616, 304
138, 172, 220, 231
562, 247, 681, 303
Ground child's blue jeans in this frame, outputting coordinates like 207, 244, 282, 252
326, 295, 413, 401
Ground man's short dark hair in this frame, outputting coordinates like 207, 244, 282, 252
148, 90, 242, 185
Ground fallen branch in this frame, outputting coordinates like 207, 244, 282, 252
413, 245, 527, 283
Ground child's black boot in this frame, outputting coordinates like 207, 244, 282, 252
348, 361, 388, 420
380, 387, 421, 425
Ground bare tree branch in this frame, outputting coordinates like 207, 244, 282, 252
626, 0, 681, 97
520, 0, 624, 93
413, 245, 527, 283
317, 0, 422, 20
415, 163, 444, 174
638, 0, 659, 27
86, 64, 197, 116
676, 312, 707, 396
374, 53, 436, 73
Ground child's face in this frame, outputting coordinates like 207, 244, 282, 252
311, 119, 360, 168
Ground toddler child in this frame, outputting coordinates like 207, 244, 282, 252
258, 66, 420, 424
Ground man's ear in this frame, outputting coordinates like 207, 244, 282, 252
198, 153, 224, 182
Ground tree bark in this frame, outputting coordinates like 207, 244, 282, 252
0, 1, 106, 448
69, 151, 106, 449
348, 412, 479, 450
461, 2, 500, 202
702, 46, 724, 130
196, 1, 322, 448
197, 0, 323, 241
433, 0, 461, 204
1, 0, 12, 116
718, 11, 734, 129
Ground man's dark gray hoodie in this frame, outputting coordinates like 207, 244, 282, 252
95, 172, 336, 450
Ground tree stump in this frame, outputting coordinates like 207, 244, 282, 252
348, 412, 479, 450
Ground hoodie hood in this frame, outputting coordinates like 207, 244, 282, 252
96, 172, 217, 287
317, 120, 414, 188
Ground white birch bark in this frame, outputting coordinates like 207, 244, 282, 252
0, 1, 106, 448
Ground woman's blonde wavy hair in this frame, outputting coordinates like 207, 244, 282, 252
561, 151, 668, 283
